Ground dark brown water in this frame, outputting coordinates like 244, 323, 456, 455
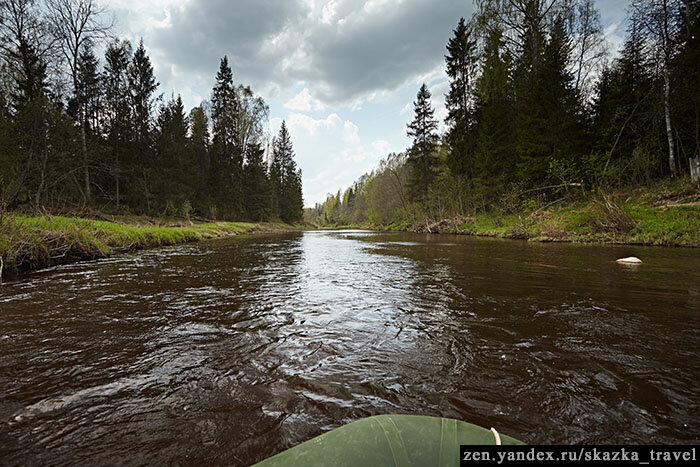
1, 230, 699, 465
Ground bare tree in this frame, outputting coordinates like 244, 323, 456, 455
562, 0, 608, 101
0, 0, 55, 77
476, 0, 561, 55
631, 0, 681, 177
46, 0, 113, 200
0, 0, 54, 209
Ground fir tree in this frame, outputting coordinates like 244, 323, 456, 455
243, 141, 270, 221
271, 121, 303, 222
127, 39, 158, 210
155, 95, 190, 209
128, 39, 158, 150
473, 27, 515, 186
406, 83, 439, 201
444, 17, 477, 178
103, 39, 132, 207
672, 0, 700, 171
188, 105, 211, 213
210, 56, 243, 218
591, 17, 656, 182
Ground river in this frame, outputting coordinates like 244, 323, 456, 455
1, 230, 699, 464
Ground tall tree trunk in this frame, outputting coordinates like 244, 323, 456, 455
114, 134, 120, 207
115, 152, 120, 207
35, 149, 48, 209
81, 122, 90, 200
663, 67, 677, 177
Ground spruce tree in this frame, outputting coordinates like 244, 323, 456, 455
406, 83, 439, 202
128, 39, 158, 148
271, 121, 303, 223
592, 18, 656, 183
155, 95, 190, 210
514, 12, 583, 186
188, 105, 211, 214
127, 39, 158, 210
473, 27, 514, 184
243, 141, 270, 221
445, 17, 477, 178
103, 39, 132, 207
75, 44, 101, 136
672, 0, 700, 172
210, 56, 243, 218
513, 0, 548, 185
269, 137, 282, 219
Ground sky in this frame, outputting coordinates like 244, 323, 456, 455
107, 0, 630, 207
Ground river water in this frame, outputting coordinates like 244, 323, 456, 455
1, 230, 699, 464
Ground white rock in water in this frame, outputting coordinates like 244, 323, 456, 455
616, 256, 642, 264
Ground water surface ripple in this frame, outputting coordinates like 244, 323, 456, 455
1, 230, 699, 464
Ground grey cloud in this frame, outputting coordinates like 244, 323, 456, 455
148, 0, 472, 105
295, 1, 470, 103
150, 0, 309, 89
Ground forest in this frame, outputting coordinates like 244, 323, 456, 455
0, 0, 304, 224
306, 0, 700, 228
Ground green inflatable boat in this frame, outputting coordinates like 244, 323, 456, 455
255, 414, 523, 467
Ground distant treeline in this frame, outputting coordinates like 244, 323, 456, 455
306, 0, 700, 226
0, 0, 303, 223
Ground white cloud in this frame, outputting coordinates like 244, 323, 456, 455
320, 0, 339, 24
146, 0, 470, 108
284, 88, 325, 112
110, 0, 190, 36
270, 112, 395, 205
428, 79, 449, 131
604, 22, 626, 59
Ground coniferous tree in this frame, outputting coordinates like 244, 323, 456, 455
592, 18, 657, 183
473, 27, 515, 186
672, 0, 700, 171
513, 1, 548, 185
269, 137, 282, 219
103, 39, 132, 207
243, 141, 270, 221
72, 44, 101, 136
127, 39, 158, 210
406, 83, 439, 202
188, 105, 210, 213
445, 17, 477, 178
271, 121, 303, 222
539, 17, 583, 162
210, 56, 242, 219
630, 0, 683, 177
155, 95, 191, 211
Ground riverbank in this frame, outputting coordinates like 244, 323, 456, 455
0, 213, 301, 276
335, 181, 700, 247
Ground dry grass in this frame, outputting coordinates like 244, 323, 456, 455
586, 194, 637, 234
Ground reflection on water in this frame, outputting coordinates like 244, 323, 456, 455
1, 230, 699, 464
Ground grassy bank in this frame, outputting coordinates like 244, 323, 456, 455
0, 213, 300, 276
338, 180, 700, 247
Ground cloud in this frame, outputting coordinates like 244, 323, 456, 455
428, 79, 449, 132
145, 0, 472, 107
604, 22, 626, 58
284, 88, 325, 112
270, 112, 394, 205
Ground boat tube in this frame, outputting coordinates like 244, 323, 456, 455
255, 414, 523, 466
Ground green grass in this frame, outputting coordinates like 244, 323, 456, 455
455, 192, 700, 246
0, 213, 299, 274
624, 203, 700, 246
366, 179, 700, 247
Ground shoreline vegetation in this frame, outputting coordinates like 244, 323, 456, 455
305, 2, 700, 248
0, 213, 301, 278
323, 180, 700, 248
